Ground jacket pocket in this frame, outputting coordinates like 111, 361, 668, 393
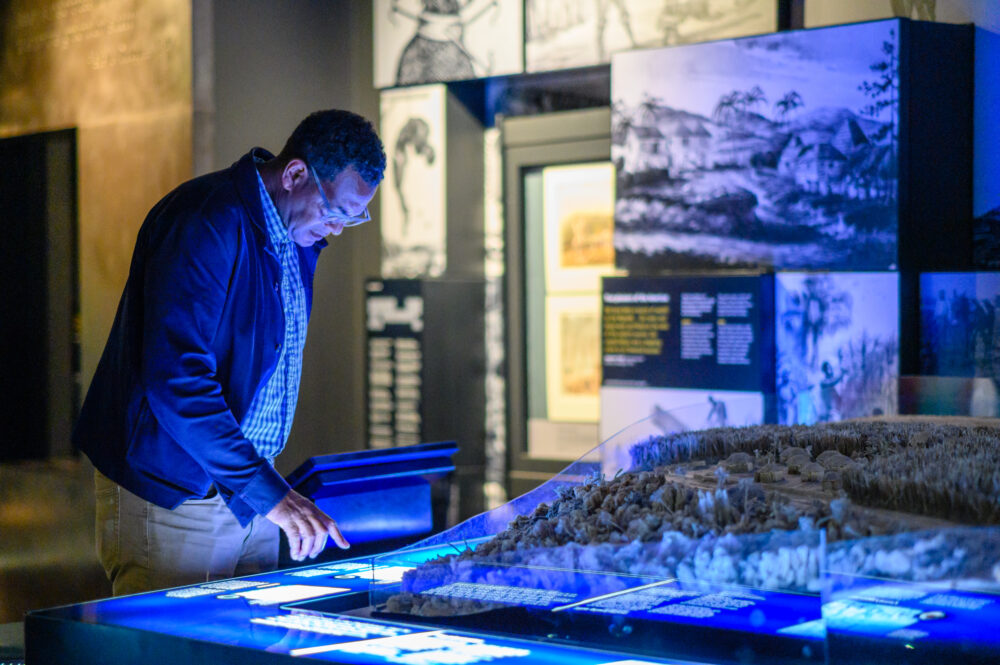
125, 396, 208, 496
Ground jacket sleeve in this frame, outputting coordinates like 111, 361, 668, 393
140, 205, 289, 518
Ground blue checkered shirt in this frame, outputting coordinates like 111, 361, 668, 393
240, 169, 308, 460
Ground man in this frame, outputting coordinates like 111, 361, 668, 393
74, 110, 385, 595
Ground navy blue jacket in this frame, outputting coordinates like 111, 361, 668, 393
74, 149, 325, 526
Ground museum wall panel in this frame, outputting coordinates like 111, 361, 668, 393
202, 0, 380, 466
802, 0, 1000, 267
0, 0, 193, 401
76, 110, 193, 381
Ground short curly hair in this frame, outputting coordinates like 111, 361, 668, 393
280, 109, 386, 186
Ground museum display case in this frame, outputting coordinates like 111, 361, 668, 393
28, 408, 1000, 664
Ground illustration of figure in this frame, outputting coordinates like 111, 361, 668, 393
658, 0, 757, 46
982, 296, 998, 376
818, 360, 845, 422
796, 381, 817, 425
390, 0, 499, 85
944, 288, 969, 372
595, 0, 636, 61
657, 8, 681, 46
393, 117, 436, 236
801, 291, 825, 369
706, 395, 728, 428
782, 277, 852, 372
651, 404, 687, 435
972, 298, 992, 373
777, 370, 797, 424
932, 288, 949, 365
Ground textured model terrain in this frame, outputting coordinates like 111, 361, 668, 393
386, 418, 1000, 616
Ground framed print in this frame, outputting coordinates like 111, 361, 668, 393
612, 20, 902, 271
919, 272, 1000, 379
374, 0, 524, 88
543, 162, 618, 294
545, 294, 602, 423
776, 272, 899, 425
526, 0, 778, 73
803, 5, 992, 268
380, 85, 447, 278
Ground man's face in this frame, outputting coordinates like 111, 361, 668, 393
283, 161, 377, 247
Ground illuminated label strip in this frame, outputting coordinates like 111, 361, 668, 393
551, 580, 676, 613
289, 630, 441, 657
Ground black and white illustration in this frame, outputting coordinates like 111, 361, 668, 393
599, 386, 764, 442
801, 3, 1000, 271
526, 0, 776, 73
776, 272, 899, 426
920, 273, 1000, 379
975, 204, 1000, 269
374, 0, 523, 88
612, 21, 901, 271
380, 85, 447, 278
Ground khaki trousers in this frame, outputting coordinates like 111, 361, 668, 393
95, 469, 279, 596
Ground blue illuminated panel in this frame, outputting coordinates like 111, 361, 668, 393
824, 573, 1000, 664
398, 563, 664, 609
26, 555, 695, 665
366, 554, 825, 664
566, 580, 823, 640
32, 539, 996, 665
285, 441, 458, 546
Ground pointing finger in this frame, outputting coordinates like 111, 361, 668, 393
328, 520, 350, 550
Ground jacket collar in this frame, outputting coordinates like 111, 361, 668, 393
233, 147, 275, 239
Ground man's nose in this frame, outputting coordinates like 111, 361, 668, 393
326, 221, 345, 236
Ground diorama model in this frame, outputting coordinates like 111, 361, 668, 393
377, 418, 999, 664
27, 417, 1000, 665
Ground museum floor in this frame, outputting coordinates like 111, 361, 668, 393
0, 455, 110, 658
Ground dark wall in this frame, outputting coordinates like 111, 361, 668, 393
205, 0, 381, 470
0, 130, 77, 461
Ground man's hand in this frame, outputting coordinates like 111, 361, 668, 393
265, 489, 349, 561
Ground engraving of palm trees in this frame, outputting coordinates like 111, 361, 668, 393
773, 91, 804, 124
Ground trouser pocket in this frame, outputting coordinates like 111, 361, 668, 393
94, 469, 120, 581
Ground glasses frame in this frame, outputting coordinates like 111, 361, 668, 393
307, 163, 371, 227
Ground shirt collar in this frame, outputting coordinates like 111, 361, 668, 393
254, 164, 291, 248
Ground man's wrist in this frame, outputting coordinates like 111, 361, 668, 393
240, 463, 291, 516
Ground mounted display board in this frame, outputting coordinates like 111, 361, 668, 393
374, 0, 523, 88
599, 274, 774, 439
611, 18, 973, 273
379, 83, 485, 279
775, 271, 899, 425
602, 274, 774, 391
919, 272, 1000, 381
365, 278, 487, 519
366, 280, 425, 449
526, 0, 778, 73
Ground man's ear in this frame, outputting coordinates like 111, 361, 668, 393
281, 158, 310, 192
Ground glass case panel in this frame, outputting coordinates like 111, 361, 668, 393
372, 402, 827, 664
823, 526, 1000, 664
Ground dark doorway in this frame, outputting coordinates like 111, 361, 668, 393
0, 130, 79, 461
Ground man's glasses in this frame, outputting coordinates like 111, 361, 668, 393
308, 163, 370, 227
